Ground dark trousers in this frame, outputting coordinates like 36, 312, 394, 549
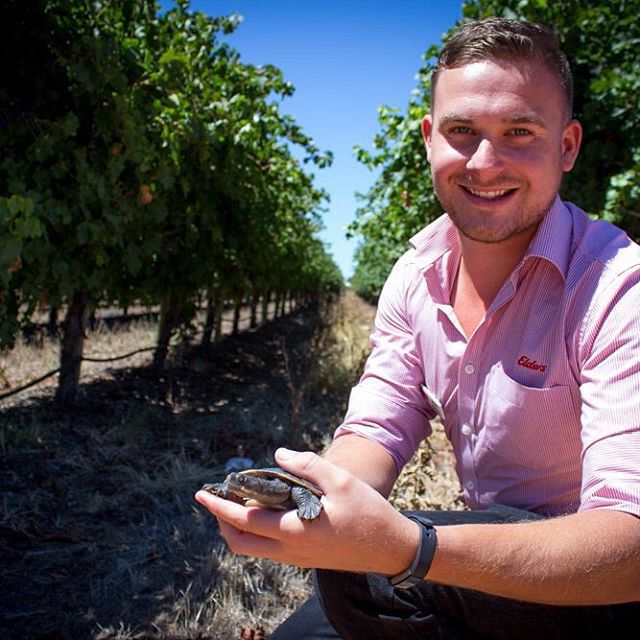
271, 505, 638, 639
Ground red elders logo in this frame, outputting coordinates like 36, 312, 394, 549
517, 356, 547, 372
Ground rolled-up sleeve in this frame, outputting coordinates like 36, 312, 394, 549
578, 271, 640, 517
335, 254, 433, 472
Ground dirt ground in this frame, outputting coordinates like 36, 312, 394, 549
0, 292, 461, 639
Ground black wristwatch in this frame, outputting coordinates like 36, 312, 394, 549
389, 515, 437, 589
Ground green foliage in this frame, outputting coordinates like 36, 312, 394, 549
350, 0, 640, 299
1, 0, 165, 347
1, 0, 342, 397
348, 47, 441, 300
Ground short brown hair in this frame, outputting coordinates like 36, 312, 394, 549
431, 18, 573, 116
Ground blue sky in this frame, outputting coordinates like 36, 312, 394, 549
162, 1, 463, 278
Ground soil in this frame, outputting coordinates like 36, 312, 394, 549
0, 297, 358, 639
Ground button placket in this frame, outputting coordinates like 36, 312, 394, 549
457, 337, 483, 504
457, 348, 479, 426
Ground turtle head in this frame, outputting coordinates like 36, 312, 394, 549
225, 472, 260, 498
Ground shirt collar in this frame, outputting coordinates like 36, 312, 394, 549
408, 195, 571, 281
408, 213, 458, 265
524, 195, 571, 281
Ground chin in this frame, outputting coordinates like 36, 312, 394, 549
459, 228, 513, 244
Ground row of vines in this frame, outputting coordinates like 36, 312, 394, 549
349, 0, 640, 300
0, 0, 343, 405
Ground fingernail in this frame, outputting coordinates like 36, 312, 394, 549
275, 447, 293, 461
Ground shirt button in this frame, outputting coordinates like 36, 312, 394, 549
461, 423, 473, 436
464, 480, 475, 490
464, 363, 475, 374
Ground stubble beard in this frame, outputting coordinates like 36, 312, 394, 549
434, 180, 558, 245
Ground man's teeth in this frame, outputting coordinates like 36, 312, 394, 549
467, 188, 511, 199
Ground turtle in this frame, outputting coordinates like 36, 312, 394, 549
201, 467, 324, 521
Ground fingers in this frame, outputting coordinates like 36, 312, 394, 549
217, 519, 285, 561
195, 489, 274, 532
195, 489, 315, 565
195, 489, 306, 539
217, 519, 322, 568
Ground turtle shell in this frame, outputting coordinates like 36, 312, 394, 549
239, 467, 323, 497
201, 466, 324, 520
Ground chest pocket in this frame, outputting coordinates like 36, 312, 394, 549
477, 365, 582, 469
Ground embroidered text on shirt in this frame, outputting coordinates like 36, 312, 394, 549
517, 356, 547, 372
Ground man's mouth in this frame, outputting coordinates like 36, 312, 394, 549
463, 186, 516, 199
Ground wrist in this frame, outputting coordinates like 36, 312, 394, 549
389, 515, 437, 589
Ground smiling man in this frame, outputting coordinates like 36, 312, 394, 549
426, 60, 579, 244
197, 18, 640, 639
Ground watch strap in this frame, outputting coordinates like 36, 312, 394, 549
389, 514, 437, 589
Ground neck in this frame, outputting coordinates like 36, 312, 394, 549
459, 232, 532, 302
451, 228, 535, 338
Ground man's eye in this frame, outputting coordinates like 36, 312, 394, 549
451, 126, 473, 134
511, 128, 532, 136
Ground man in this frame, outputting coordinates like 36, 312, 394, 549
197, 18, 640, 639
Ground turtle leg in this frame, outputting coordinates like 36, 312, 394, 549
200, 482, 245, 505
290, 485, 323, 520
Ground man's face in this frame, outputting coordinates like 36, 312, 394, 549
422, 59, 582, 245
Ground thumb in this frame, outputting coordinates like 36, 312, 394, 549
274, 448, 345, 493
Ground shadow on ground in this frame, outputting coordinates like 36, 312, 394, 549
0, 302, 350, 638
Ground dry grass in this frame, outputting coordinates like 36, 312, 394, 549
391, 422, 466, 512
0, 292, 461, 639
0, 301, 290, 400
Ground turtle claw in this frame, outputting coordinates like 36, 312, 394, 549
291, 485, 323, 520
297, 502, 323, 520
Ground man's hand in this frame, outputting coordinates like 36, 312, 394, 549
195, 448, 420, 576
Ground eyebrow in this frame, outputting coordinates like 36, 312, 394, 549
437, 112, 547, 128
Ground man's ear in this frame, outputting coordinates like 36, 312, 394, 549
421, 115, 433, 163
561, 119, 582, 172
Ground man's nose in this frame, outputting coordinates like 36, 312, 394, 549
466, 138, 502, 171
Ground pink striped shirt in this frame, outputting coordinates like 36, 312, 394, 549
337, 197, 640, 517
